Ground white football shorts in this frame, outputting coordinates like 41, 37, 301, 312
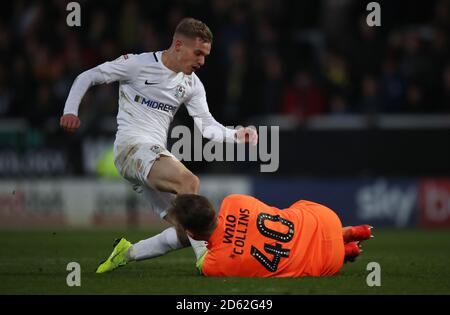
114, 142, 176, 219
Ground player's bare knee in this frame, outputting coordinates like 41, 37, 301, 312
177, 172, 200, 194
190, 174, 200, 193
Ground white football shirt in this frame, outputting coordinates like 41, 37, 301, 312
63, 51, 236, 148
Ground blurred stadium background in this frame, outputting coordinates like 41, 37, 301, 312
0, 0, 449, 294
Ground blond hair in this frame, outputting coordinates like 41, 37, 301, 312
174, 17, 213, 43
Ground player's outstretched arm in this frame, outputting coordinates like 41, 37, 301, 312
60, 67, 105, 133
192, 112, 259, 145
60, 54, 138, 133
186, 75, 258, 145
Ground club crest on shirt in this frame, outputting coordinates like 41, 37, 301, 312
174, 84, 186, 99
150, 145, 163, 154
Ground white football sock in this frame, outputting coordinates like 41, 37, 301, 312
128, 227, 185, 261
188, 236, 208, 260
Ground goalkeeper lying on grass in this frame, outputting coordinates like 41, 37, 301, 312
97, 194, 373, 277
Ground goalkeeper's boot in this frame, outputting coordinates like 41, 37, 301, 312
344, 241, 362, 263
96, 237, 132, 273
343, 225, 373, 244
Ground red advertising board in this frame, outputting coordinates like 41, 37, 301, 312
419, 180, 450, 228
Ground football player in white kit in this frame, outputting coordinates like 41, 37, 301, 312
60, 18, 258, 273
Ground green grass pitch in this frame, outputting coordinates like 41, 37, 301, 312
1, 228, 449, 294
